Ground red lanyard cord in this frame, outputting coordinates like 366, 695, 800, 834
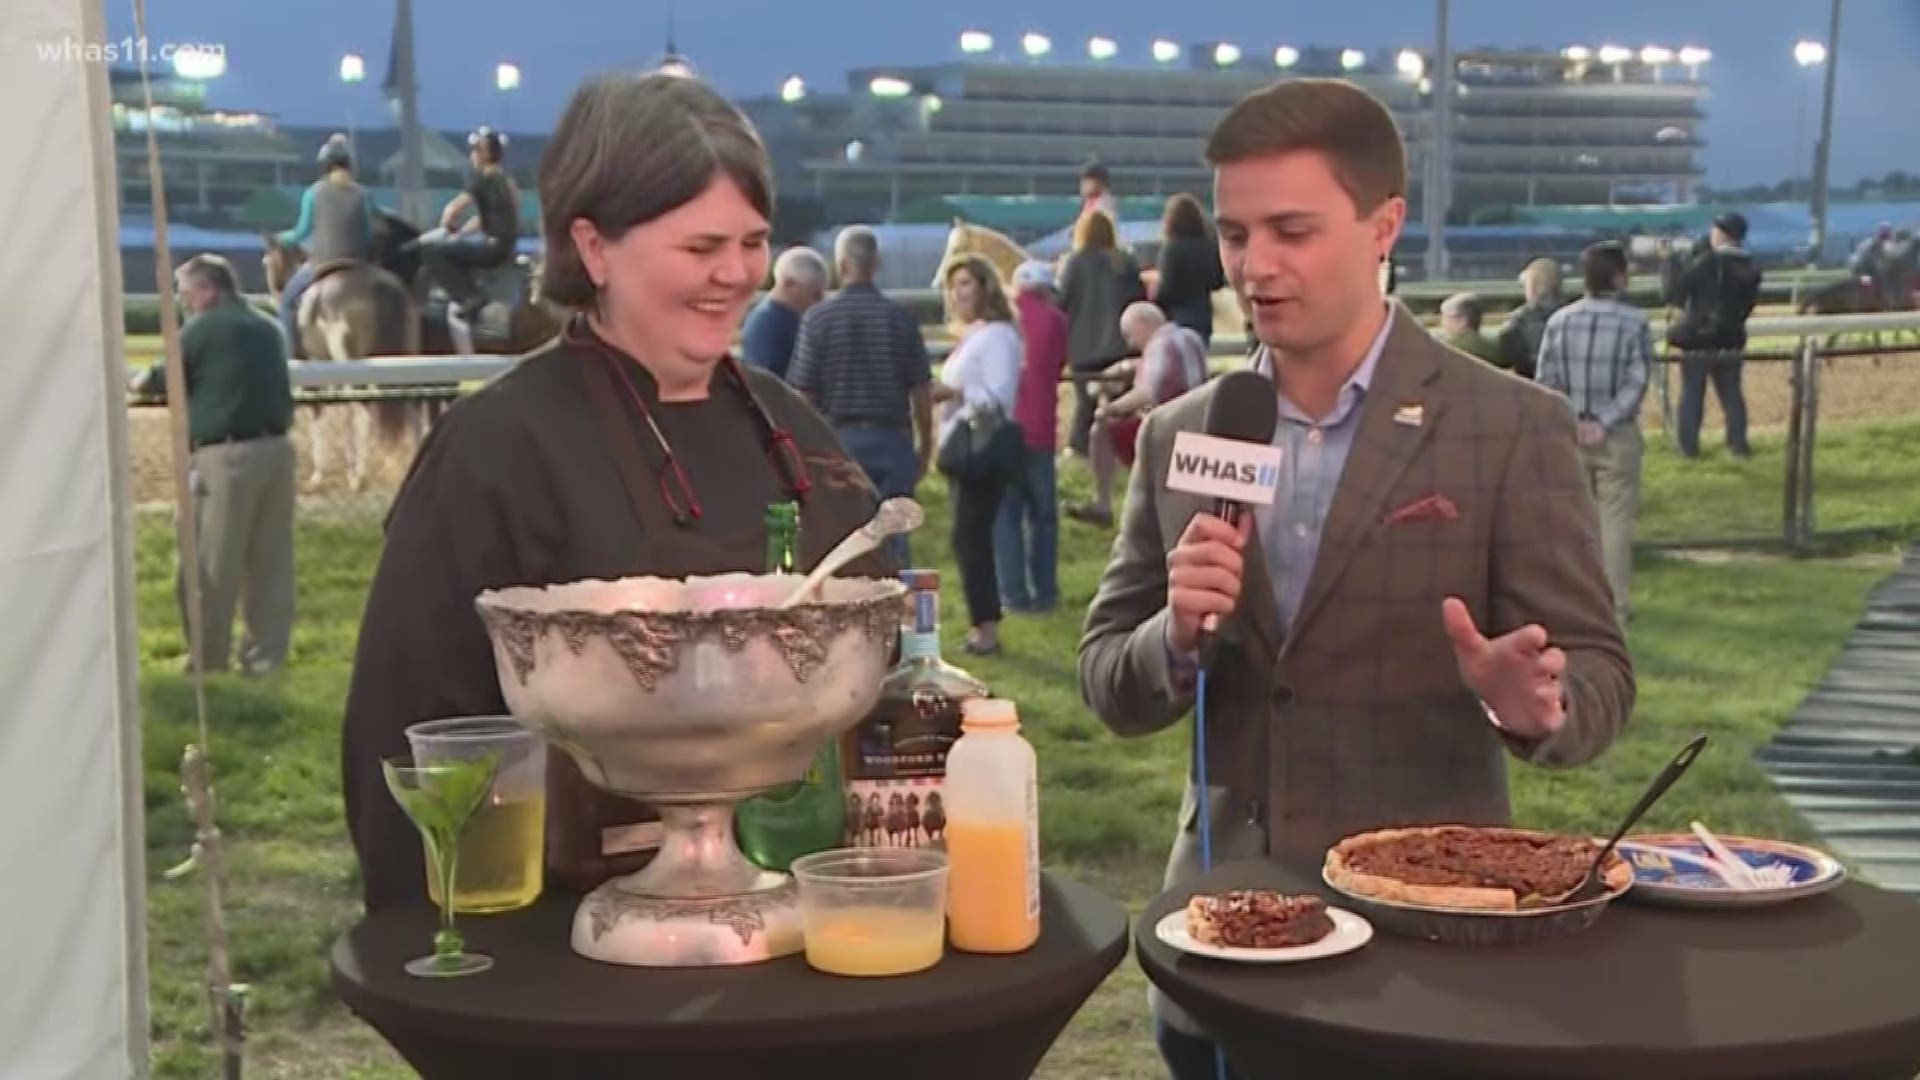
570, 317, 809, 526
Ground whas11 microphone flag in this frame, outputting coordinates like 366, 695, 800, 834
1166, 430, 1284, 507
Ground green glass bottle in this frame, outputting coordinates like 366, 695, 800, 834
737, 501, 849, 871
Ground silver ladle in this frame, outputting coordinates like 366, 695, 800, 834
780, 497, 925, 608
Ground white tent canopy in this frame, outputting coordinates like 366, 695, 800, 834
1, 0, 150, 1076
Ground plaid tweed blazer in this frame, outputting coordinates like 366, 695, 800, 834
1079, 304, 1634, 1026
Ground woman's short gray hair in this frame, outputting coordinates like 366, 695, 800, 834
538, 72, 774, 310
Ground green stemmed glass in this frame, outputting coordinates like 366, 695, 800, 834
383, 753, 500, 977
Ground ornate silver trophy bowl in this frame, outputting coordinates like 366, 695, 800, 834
474, 571, 903, 967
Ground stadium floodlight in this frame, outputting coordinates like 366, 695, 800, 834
1088, 36, 1118, 61
869, 75, 911, 98
959, 30, 993, 54
339, 54, 365, 84
1274, 45, 1299, 69
1214, 42, 1241, 66
1396, 49, 1424, 78
495, 62, 521, 93
1794, 40, 1827, 67
1561, 45, 1591, 61
1639, 45, 1674, 65
780, 75, 806, 102
172, 45, 226, 80
1678, 46, 1712, 65
1340, 48, 1366, 71
1597, 44, 1632, 64
1152, 39, 1180, 63
1021, 32, 1052, 58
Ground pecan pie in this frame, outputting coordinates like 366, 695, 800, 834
1324, 825, 1632, 911
1185, 890, 1336, 948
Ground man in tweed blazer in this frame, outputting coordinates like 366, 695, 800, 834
1077, 79, 1634, 1079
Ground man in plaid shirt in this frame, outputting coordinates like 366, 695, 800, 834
1535, 241, 1649, 623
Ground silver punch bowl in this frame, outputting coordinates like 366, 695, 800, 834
474, 572, 904, 967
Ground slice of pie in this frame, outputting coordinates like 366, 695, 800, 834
1324, 825, 1632, 912
1186, 889, 1336, 948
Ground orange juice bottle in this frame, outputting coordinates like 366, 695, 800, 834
943, 698, 1040, 953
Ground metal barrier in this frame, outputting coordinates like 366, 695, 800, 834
264, 310, 1912, 389
128, 310, 1920, 552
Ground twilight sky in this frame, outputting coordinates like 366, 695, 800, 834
106, 0, 1920, 187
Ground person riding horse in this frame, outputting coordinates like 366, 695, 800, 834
276, 134, 375, 355
415, 126, 520, 321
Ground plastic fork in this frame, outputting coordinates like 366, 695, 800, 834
1691, 821, 1761, 889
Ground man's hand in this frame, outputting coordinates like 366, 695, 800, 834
1166, 512, 1253, 653
1441, 597, 1566, 741
1576, 419, 1606, 448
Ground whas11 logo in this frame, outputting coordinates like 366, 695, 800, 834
1171, 453, 1279, 489
1165, 431, 1284, 506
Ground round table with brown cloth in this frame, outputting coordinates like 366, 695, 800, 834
1136, 859, 1920, 1080
331, 871, 1127, 1080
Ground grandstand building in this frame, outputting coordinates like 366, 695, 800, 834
741, 41, 1707, 227
107, 67, 544, 233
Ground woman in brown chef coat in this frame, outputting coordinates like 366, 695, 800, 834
341, 72, 894, 913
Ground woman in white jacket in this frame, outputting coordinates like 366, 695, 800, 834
933, 255, 1022, 654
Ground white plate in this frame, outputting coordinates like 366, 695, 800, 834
1153, 906, 1373, 963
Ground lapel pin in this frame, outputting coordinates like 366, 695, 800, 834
1393, 403, 1424, 428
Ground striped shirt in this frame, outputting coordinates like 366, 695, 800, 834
787, 282, 931, 429
1534, 295, 1652, 430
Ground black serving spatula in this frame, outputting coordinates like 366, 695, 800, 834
1558, 734, 1709, 904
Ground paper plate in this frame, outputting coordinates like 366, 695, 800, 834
1617, 834, 1846, 907
1153, 906, 1373, 963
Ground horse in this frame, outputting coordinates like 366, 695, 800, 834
262, 233, 420, 493
937, 219, 1246, 341
412, 246, 564, 357
933, 220, 1027, 288
1796, 275, 1918, 357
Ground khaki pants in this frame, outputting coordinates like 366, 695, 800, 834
1580, 423, 1642, 621
177, 437, 296, 673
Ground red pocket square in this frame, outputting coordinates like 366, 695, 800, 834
1383, 494, 1460, 525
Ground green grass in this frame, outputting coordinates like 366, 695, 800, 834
137, 458, 1909, 1078
1639, 419, 1920, 544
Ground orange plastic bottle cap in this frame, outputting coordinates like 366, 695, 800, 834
961, 698, 1018, 729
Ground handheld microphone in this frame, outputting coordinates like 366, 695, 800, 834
1165, 369, 1281, 666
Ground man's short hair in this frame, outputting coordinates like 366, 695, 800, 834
1081, 160, 1109, 184
1440, 292, 1483, 329
1119, 300, 1165, 338
834, 225, 879, 278
773, 245, 828, 289
1581, 241, 1630, 294
1205, 78, 1407, 214
177, 253, 237, 295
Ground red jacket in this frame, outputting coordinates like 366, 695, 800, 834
1013, 290, 1069, 450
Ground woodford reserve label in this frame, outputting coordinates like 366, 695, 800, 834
840, 569, 987, 851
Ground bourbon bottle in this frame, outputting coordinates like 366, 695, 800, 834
841, 568, 989, 851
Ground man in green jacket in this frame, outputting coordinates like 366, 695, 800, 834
133, 254, 296, 675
